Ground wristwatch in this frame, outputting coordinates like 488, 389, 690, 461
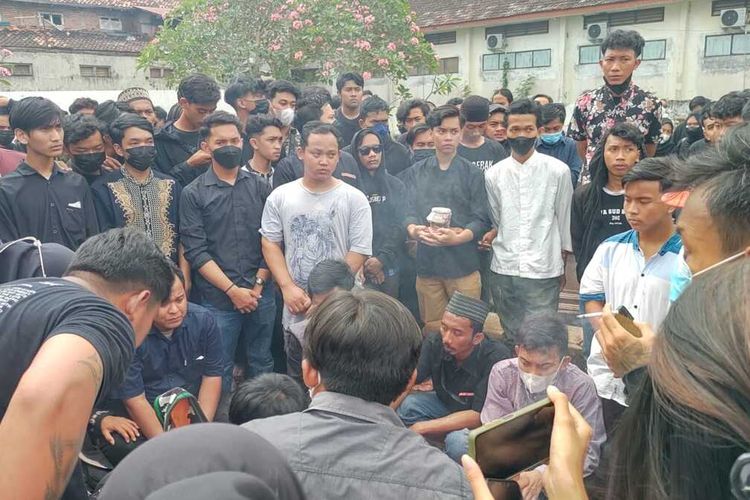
255, 276, 266, 287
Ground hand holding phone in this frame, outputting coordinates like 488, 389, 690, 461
596, 305, 657, 377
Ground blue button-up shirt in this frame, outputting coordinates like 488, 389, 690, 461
535, 136, 582, 188
116, 303, 224, 402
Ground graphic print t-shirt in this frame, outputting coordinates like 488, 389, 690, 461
457, 139, 508, 171
0, 278, 134, 418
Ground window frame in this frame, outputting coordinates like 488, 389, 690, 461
704, 33, 750, 57
641, 39, 667, 61
425, 31, 457, 45
149, 67, 174, 79
39, 12, 64, 28
485, 21, 549, 39
80, 65, 112, 78
481, 49, 552, 71
99, 16, 123, 31
583, 7, 665, 28
578, 44, 601, 65
710, 0, 750, 15
5, 63, 33, 77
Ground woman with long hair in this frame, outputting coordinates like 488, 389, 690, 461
608, 258, 750, 499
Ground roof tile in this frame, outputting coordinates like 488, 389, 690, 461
0, 27, 150, 54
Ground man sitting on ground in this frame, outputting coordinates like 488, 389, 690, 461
397, 291, 510, 462
480, 311, 606, 499
115, 266, 223, 440
243, 290, 472, 499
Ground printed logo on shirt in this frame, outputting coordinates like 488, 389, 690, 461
600, 208, 624, 225
367, 193, 387, 204
472, 160, 495, 171
67, 201, 82, 209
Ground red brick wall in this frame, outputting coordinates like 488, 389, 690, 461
0, 1, 156, 33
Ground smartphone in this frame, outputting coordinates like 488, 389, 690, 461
468, 397, 555, 481
614, 305, 641, 338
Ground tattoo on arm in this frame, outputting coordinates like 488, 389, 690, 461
44, 435, 81, 500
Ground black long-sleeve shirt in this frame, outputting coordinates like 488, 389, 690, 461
180, 167, 270, 311
400, 155, 491, 279
154, 122, 209, 187
0, 162, 99, 250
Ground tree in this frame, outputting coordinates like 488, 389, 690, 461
139, 0, 438, 85
0, 48, 12, 88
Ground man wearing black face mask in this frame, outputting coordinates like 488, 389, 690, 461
484, 100, 573, 343
63, 114, 108, 184
181, 111, 275, 390
92, 114, 184, 273
567, 29, 662, 184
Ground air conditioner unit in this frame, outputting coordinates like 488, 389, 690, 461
586, 22, 608, 42
486, 34, 504, 51
720, 8, 747, 28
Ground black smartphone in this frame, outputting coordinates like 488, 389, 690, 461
615, 305, 641, 338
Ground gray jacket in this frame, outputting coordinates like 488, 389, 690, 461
243, 391, 473, 500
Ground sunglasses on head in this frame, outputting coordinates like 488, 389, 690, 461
358, 145, 383, 156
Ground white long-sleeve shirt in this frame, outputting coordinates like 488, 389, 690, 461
484, 151, 573, 279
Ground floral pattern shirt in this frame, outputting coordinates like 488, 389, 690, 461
567, 82, 662, 183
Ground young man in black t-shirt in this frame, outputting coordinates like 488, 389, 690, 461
0, 228, 173, 500
334, 72, 364, 147
456, 95, 508, 171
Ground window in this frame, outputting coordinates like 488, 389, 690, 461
39, 12, 63, 27
485, 21, 549, 39
409, 57, 460, 76
705, 33, 750, 56
642, 39, 667, 60
99, 17, 122, 31
482, 49, 552, 71
425, 31, 457, 45
583, 7, 664, 28
579, 45, 600, 64
149, 67, 174, 79
711, 0, 750, 15
80, 65, 112, 78
5, 63, 33, 76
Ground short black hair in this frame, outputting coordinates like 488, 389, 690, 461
245, 114, 283, 139
396, 99, 430, 124
540, 103, 566, 126
300, 121, 340, 148
689, 96, 710, 111
223, 76, 266, 108
94, 100, 123, 126
301, 86, 332, 103
63, 114, 106, 147
506, 98, 542, 127
622, 156, 674, 192
359, 95, 389, 120
426, 105, 460, 129
170, 261, 186, 286
69, 97, 98, 115
9, 97, 64, 133
405, 123, 431, 147
294, 94, 330, 132
66, 227, 173, 304
154, 106, 167, 121
267, 80, 301, 101
199, 111, 242, 140
362, 90, 374, 97
330, 95, 342, 110
712, 91, 749, 120
306, 259, 355, 296
516, 311, 568, 358
228, 373, 308, 424
600, 29, 645, 57
303, 290, 422, 405
108, 113, 154, 146
532, 94, 554, 104
445, 97, 464, 107
492, 88, 514, 104
489, 105, 508, 117
672, 123, 750, 254
336, 72, 364, 93
177, 73, 221, 105
604, 121, 644, 149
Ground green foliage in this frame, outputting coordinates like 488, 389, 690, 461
139, 0, 438, 85
0, 48, 12, 88
514, 74, 536, 99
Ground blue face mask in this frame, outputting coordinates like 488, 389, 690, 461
372, 123, 390, 142
540, 131, 564, 145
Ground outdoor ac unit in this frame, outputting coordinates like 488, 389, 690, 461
486, 34, 504, 51
720, 8, 747, 28
586, 22, 608, 42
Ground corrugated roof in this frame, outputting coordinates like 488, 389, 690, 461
0, 27, 150, 54
410, 0, 670, 29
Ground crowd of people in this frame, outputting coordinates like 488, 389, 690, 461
0, 26, 749, 500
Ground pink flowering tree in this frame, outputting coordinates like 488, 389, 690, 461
138, 0, 438, 85
0, 48, 12, 87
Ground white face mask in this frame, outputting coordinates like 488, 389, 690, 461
277, 107, 295, 127
308, 371, 321, 400
519, 359, 563, 394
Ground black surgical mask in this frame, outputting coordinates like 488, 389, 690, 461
412, 149, 435, 163
125, 145, 156, 171
212, 145, 243, 169
605, 75, 632, 96
72, 151, 106, 174
508, 136, 536, 156
686, 126, 703, 142
0, 129, 14, 148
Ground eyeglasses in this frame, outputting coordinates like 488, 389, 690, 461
358, 145, 383, 156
